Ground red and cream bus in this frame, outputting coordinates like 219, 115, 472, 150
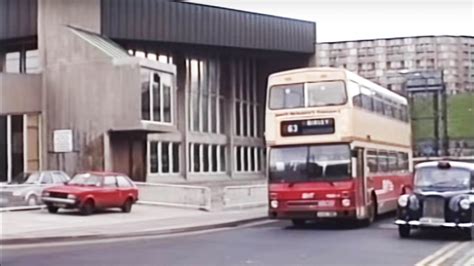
266, 67, 413, 226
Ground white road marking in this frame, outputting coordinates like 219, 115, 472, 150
429, 242, 471, 266
414, 242, 461, 266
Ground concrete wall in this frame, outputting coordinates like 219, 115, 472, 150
37, 0, 143, 175
0, 73, 42, 114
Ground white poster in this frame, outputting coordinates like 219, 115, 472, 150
53, 129, 73, 153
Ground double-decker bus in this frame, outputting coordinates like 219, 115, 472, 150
266, 67, 413, 226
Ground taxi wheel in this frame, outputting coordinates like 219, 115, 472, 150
121, 198, 133, 213
47, 205, 59, 213
80, 200, 94, 216
398, 225, 411, 238
462, 228, 473, 240
291, 219, 306, 227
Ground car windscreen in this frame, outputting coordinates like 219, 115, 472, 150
269, 144, 351, 183
68, 173, 102, 186
414, 167, 471, 190
23, 172, 41, 184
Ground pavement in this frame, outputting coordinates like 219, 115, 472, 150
0, 204, 267, 245
3, 217, 473, 266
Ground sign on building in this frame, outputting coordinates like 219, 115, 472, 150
53, 129, 73, 153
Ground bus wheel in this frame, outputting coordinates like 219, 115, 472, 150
291, 219, 306, 227
362, 195, 377, 227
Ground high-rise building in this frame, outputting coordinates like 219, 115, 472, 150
317, 36, 474, 94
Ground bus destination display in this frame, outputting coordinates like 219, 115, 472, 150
280, 118, 335, 136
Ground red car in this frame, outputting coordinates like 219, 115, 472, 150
42, 172, 139, 215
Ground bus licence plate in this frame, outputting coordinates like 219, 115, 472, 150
318, 200, 335, 207
317, 212, 337, 218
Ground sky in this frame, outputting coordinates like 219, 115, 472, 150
189, 0, 474, 42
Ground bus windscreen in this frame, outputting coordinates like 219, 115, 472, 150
269, 81, 346, 110
269, 144, 351, 183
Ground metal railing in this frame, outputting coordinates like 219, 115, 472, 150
134, 182, 212, 211
223, 184, 268, 209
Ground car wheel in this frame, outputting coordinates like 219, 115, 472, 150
462, 228, 473, 241
291, 219, 306, 227
47, 205, 59, 214
27, 195, 38, 206
80, 200, 94, 216
398, 225, 411, 238
121, 198, 133, 213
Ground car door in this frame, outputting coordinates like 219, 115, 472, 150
116, 175, 135, 203
101, 176, 119, 208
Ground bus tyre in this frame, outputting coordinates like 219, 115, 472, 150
291, 219, 306, 227
398, 225, 411, 238
47, 205, 59, 214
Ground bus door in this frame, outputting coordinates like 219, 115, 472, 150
352, 147, 367, 210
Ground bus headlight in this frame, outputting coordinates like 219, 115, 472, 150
398, 195, 409, 208
459, 199, 471, 210
270, 200, 279, 209
341, 198, 351, 207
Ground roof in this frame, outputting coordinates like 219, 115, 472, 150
317, 35, 474, 45
268, 67, 408, 104
68, 26, 130, 59
77, 171, 128, 177
415, 161, 474, 171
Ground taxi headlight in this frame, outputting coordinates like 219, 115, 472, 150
398, 195, 409, 207
459, 199, 471, 210
270, 200, 279, 209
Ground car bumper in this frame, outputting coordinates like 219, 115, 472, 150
395, 219, 474, 228
42, 197, 76, 205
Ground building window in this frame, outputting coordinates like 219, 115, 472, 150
141, 68, 174, 123
5, 52, 21, 73
187, 57, 224, 134
234, 146, 264, 173
189, 143, 226, 173
233, 58, 261, 137
0, 114, 40, 183
149, 141, 180, 174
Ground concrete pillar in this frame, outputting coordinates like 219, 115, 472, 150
37, 0, 101, 172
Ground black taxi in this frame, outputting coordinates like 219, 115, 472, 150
395, 161, 474, 239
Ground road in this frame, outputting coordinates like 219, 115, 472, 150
1, 215, 467, 266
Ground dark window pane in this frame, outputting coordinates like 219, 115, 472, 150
141, 69, 150, 120
163, 80, 171, 123
242, 103, 248, 136
367, 150, 377, 173
235, 102, 241, 135
220, 146, 226, 172
203, 144, 209, 172
219, 98, 225, 134
192, 92, 199, 131
193, 144, 200, 172
172, 143, 180, 173
150, 141, 158, 173
378, 151, 389, 172
0, 116, 6, 182
202, 94, 209, 132
250, 147, 256, 172
211, 96, 217, 133
236, 147, 241, 172
161, 142, 169, 173
269, 83, 304, 109
243, 147, 249, 172
11, 115, 24, 178
211, 145, 218, 172
152, 74, 161, 122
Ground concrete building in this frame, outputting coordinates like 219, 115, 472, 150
317, 35, 474, 94
0, 0, 316, 183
